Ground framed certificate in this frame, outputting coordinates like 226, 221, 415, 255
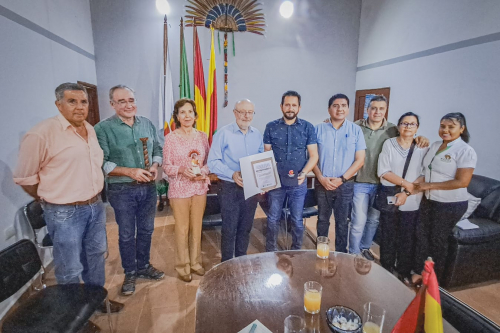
251, 157, 278, 191
240, 151, 281, 199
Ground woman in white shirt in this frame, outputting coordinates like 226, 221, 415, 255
377, 112, 428, 284
412, 112, 477, 285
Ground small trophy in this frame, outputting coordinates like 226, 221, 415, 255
189, 150, 202, 176
140, 137, 154, 181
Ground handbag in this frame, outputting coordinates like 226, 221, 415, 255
373, 140, 416, 213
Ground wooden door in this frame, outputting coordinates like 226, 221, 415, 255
78, 81, 100, 126
354, 87, 390, 121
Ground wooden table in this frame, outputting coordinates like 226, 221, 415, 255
195, 251, 458, 333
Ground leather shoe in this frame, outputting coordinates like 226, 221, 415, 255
81, 321, 101, 333
98, 300, 124, 313
191, 267, 205, 276
179, 274, 192, 282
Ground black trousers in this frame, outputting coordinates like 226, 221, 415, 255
414, 197, 467, 283
380, 209, 419, 278
219, 180, 259, 262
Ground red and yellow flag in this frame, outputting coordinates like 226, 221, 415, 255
423, 260, 443, 333
193, 25, 206, 133
205, 26, 218, 144
391, 259, 443, 333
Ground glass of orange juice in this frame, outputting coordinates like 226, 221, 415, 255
316, 236, 330, 259
304, 281, 322, 314
362, 302, 385, 333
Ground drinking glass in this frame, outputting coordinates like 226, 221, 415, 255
316, 236, 330, 259
284, 315, 305, 333
362, 302, 386, 333
304, 281, 322, 314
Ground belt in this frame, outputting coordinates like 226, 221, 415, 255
108, 181, 154, 186
64, 193, 101, 206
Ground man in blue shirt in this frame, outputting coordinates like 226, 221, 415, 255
264, 91, 318, 251
208, 99, 264, 261
313, 94, 366, 253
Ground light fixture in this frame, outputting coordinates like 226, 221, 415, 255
280, 1, 294, 19
156, 0, 171, 15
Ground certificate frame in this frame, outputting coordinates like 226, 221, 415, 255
240, 150, 281, 200
251, 157, 278, 191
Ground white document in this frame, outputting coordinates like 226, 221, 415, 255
240, 151, 281, 199
456, 219, 479, 230
237, 319, 273, 333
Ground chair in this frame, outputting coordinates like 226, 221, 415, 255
0, 239, 112, 333
23, 201, 52, 248
202, 193, 223, 228
301, 188, 319, 244
440, 287, 500, 332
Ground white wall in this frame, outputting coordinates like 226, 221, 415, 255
0, 0, 96, 318
90, 0, 362, 132
356, 0, 500, 179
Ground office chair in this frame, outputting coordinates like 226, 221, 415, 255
0, 239, 113, 333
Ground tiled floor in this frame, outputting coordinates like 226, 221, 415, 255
41, 203, 500, 332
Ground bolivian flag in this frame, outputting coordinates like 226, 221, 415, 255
391, 259, 443, 333
205, 26, 217, 144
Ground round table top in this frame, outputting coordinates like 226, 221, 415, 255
195, 251, 458, 333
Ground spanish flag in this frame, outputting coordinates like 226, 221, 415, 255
205, 26, 217, 144
391, 259, 443, 333
193, 25, 206, 133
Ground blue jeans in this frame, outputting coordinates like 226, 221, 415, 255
107, 182, 157, 274
349, 182, 380, 254
42, 200, 107, 287
266, 182, 307, 251
315, 182, 354, 253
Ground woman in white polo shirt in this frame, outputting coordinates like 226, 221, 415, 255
412, 112, 477, 284
377, 112, 429, 285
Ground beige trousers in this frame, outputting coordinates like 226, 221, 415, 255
170, 194, 207, 277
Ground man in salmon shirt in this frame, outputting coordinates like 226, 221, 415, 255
13, 83, 124, 324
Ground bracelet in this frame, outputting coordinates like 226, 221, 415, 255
401, 180, 405, 186
340, 175, 347, 183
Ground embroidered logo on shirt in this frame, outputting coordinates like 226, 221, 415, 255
440, 154, 452, 163
288, 170, 295, 178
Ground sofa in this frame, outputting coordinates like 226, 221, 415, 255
443, 175, 500, 288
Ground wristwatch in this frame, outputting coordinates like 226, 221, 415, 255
404, 189, 411, 196
340, 175, 347, 183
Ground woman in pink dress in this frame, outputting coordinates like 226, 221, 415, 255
163, 99, 210, 282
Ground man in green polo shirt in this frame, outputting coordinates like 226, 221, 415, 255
95, 85, 164, 296
349, 95, 428, 260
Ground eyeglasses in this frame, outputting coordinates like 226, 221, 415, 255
113, 99, 136, 107
399, 122, 418, 128
234, 109, 255, 116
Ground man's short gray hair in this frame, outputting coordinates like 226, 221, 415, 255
109, 85, 135, 101
55, 83, 87, 101
368, 95, 387, 108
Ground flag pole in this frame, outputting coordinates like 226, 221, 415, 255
163, 15, 170, 131
180, 17, 184, 88
193, 16, 196, 99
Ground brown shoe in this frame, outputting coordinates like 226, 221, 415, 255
191, 267, 205, 276
179, 274, 192, 282
81, 320, 101, 333
98, 299, 124, 313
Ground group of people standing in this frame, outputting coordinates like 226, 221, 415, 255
13, 83, 475, 318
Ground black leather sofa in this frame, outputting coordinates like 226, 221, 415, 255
443, 175, 500, 288
440, 287, 500, 332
